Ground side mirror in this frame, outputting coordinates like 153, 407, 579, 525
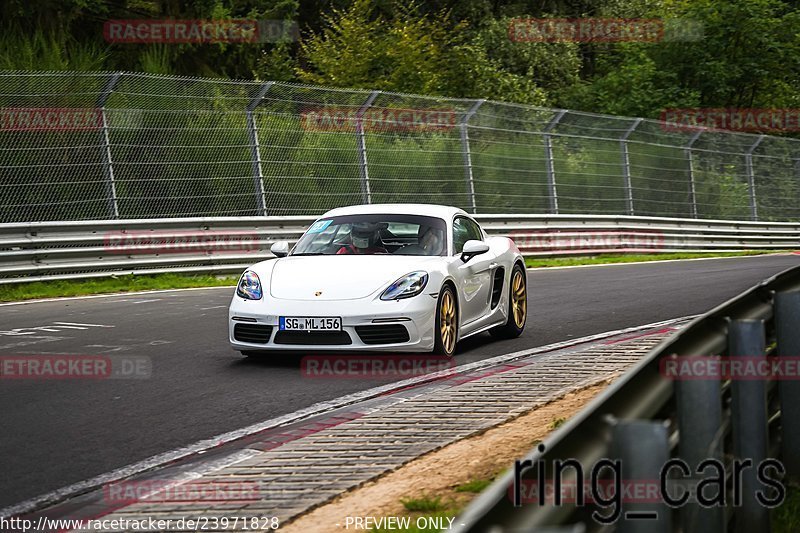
460, 240, 490, 263
270, 241, 290, 258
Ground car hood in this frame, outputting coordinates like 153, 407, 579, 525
269, 255, 440, 301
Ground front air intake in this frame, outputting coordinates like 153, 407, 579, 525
355, 325, 410, 345
233, 324, 273, 343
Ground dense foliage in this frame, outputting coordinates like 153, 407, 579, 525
1, 0, 798, 118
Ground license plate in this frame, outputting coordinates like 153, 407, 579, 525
279, 316, 342, 331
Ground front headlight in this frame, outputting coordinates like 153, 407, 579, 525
380, 271, 429, 301
237, 270, 263, 300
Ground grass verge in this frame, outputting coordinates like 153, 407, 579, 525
524, 250, 789, 269
372, 476, 497, 532
454, 478, 494, 494
774, 484, 800, 533
2, 250, 789, 303
0, 273, 237, 303
374, 498, 459, 533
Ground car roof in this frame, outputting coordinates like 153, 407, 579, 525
321, 204, 469, 220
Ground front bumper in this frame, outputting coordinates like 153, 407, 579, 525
228, 293, 437, 352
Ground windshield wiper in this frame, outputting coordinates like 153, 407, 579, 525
291, 252, 326, 256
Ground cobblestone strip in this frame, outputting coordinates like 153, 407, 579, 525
69, 325, 683, 532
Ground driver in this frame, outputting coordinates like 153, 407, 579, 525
337, 222, 388, 254
418, 225, 444, 255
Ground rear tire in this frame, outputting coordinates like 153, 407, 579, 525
490, 263, 526, 339
433, 285, 458, 356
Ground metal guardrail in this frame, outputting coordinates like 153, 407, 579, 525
455, 265, 800, 532
0, 214, 798, 284
0, 216, 313, 284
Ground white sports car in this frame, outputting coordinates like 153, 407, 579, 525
228, 204, 526, 356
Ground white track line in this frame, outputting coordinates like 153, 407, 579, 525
0, 285, 235, 307
0, 315, 691, 519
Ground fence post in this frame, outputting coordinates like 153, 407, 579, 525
543, 109, 567, 215
246, 81, 274, 216
612, 420, 672, 533
459, 99, 485, 214
675, 355, 724, 533
744, 135, 765, 221
620, 118, 642, 216
356, 91, 380, 204
776, 290, 800, 481
97, 72, 121, 219
685, 131, 702, 219
729, 319, 770, 533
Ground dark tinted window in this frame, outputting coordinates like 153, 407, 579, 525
452, 216, 483, 254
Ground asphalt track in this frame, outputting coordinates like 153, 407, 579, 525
0, 254, 798, 509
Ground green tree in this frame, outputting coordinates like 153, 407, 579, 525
296, 0, 559, 104
561, 0, 800, 118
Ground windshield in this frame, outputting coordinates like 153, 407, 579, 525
292, 214, 447, 256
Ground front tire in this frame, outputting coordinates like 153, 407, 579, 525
490, 263, 526, 339
433, 285, 458, 356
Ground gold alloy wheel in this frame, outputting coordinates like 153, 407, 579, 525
440, 290, 457, 355
511, 269, 527, 328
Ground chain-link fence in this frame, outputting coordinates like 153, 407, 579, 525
1, 71, 799, 223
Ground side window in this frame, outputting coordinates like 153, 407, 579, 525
452, 217, 483, 254
452, 218, 469, 254
465, 218, 483, 242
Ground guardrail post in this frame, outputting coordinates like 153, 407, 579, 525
356, 91, 380, 204
460, 99, 485, 214
685, 131, 702, 219
246, 81, 274, 216
612, 420, 672, 533
729, 319, 769, 533
776, 290, 800, 481
97, 72, 122, 219
744, 136, 764, 221
620, 118, 642, 216
675, 356, 724, 533
543, 110, 567, 215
